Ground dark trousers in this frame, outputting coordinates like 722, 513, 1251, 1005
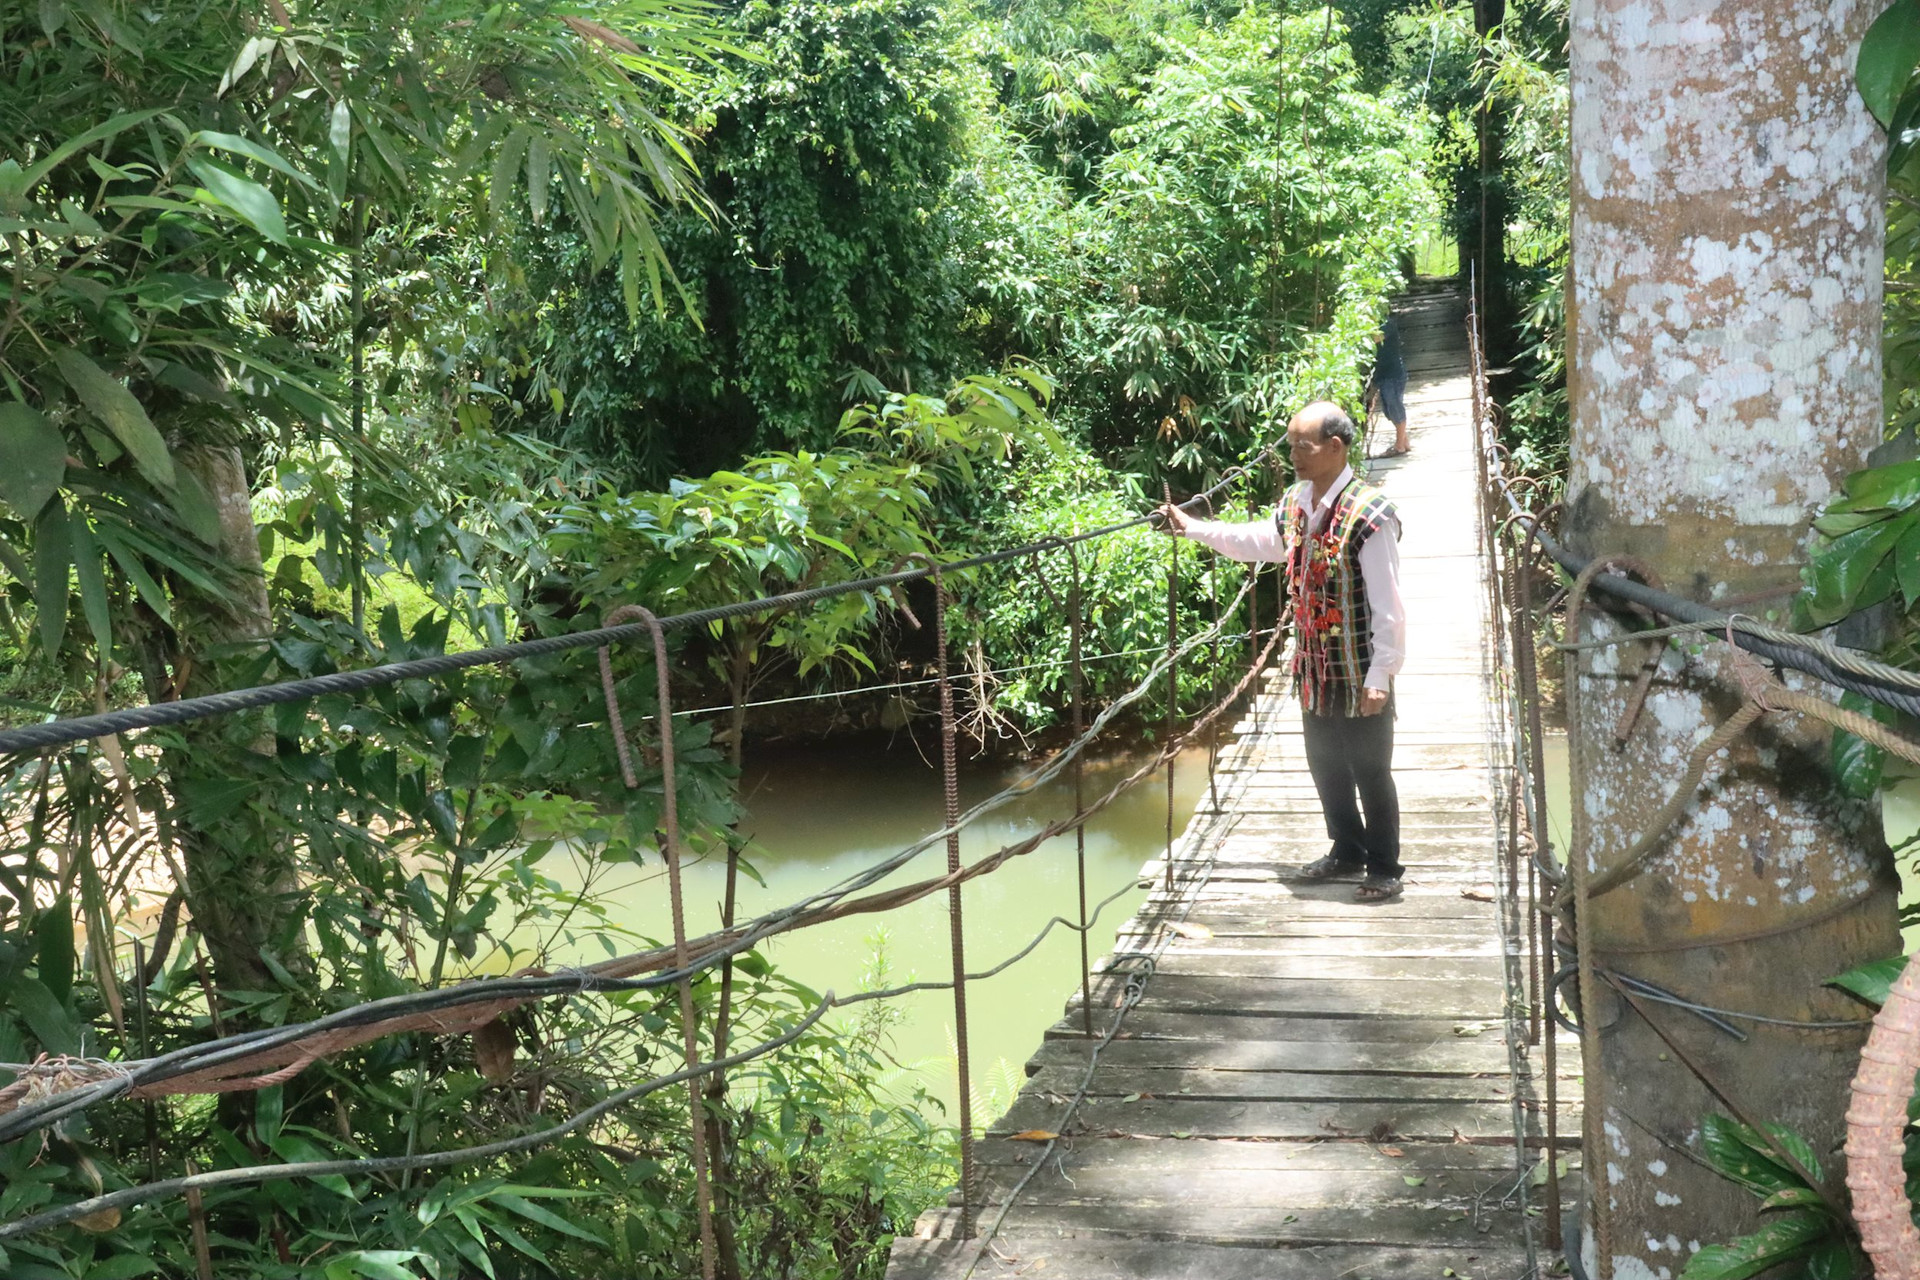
1301, 696, 1401, 878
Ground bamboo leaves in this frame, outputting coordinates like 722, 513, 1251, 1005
48, 350, 174, 489
184, 155, 289, 244
32, 498, 71, 654
0, 403, 67, 518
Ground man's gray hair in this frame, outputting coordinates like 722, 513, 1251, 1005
1310, 404, 1357, 447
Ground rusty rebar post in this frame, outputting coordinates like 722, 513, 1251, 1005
706, 840, 743, 1280
598, 608, 718, 1280
1164, 533, 1179, 893
928, 567, 977, 1236
1068, 543, 1094, 1040
1247, 571, 1261, 734
1206, 547, 1221, 812
1502, 536, 1541, 1049
1543, 863, 1563, 1249
1514, 515, 1559, 1049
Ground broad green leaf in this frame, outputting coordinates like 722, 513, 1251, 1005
169, 465, 223, 545
1829, 953, 1908, 1006
91, 522, 170, 622
216, 35, 274, 97
1832, 726, 1884, 798
8, 975, 78, 1055
1831, 690, 1900, 798
253, 1084, 285, 1145
329, 100, 353, 163
483, 1216, 550, 1266
1677, 1210, 1830, 1280
32, 497, 70, 653
84, 1255, 158, 1280
1802, 511, 1909, 623
177, 778, 260, 826
0, 533, 29, 584
491, 127, 533, 227
68, 509, 111, 660
0, 402, 66, 517
192, 130, 315, 187
186, 156, 287, 244
1898, 520, 1920, 606
1759, 1186, 1826, 1211
0, 159, 24, 214
20, 108, 169, 193
50, 348, 174, 488
527, 133, 551, 224
1806, 1236, 1858, 1279
1700, 1114, 1800, 1194
1859, 0, 1920, 127
134, 273, 232, 312
154, 360, 231, 403
1841, 457, 1920, 507
328, 100, 353, 205
324, 1252, 425, 1280
355, 110, 410, 186
34, 898, 74, 1008
490, 1193, 607, 1246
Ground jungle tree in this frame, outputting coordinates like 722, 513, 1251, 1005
1562, 0, 1901, 1272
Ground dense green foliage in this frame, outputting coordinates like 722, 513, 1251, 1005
0, 0, 1456, 1276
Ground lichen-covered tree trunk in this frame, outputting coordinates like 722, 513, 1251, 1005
1565, 2, 1900, 1273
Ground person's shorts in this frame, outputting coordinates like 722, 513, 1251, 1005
1377, 376, 1406, 426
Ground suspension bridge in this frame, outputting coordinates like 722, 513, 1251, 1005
887, 285, 1577, 1279
11, 282, 1920, 1278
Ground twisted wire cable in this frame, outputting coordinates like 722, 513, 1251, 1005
0, 455, 1275, 757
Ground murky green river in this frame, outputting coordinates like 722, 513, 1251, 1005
514, 728, 1915, 1120
523, 736, 1214, 1115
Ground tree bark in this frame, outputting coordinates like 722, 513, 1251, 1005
172, 444, 301, 996
1565, 2, 1899, 1273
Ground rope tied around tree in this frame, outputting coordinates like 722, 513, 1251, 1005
1547, 547, 1920, 1279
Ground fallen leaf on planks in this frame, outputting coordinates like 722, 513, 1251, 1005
1461, 887, 1496, 902
1008, 1130, 1059, 1142
1167, 921, 1214, 940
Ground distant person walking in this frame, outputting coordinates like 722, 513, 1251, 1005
1367, 315, 1411, 457
1160, 402, 1406, 901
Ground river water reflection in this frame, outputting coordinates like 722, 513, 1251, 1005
550, 735, 1213, 1115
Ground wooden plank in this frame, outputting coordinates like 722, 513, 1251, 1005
970, 1162, 1519, 1209
1066, 975, 1508, 1019
907, 1199, 1531, 1248
1020, 1065, 1514, 1103
1099, 951, 1509, 983
1043, 1011, 1510, 1044
1138, 892, 1502, 920
976, 1133, 1524, 1172
1113, 926, 1504, 947
890, 1237, 1534, 1280
1024, 1036, 1518, 1077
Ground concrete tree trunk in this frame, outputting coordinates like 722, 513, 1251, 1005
1565, 2, 1901, 1275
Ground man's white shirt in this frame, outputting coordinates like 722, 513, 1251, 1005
1177, 465, 1405, 692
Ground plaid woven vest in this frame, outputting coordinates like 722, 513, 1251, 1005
1279, 476, 1398, 716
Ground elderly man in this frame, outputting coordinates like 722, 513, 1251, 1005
1161, 402, 1406, 901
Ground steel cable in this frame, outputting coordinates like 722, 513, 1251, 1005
0, 852, 1170, 1242
0, 582, 1269, 1144
0, 456, 1275, 757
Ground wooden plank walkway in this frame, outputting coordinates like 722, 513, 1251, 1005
888, 286, 1572, 1280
